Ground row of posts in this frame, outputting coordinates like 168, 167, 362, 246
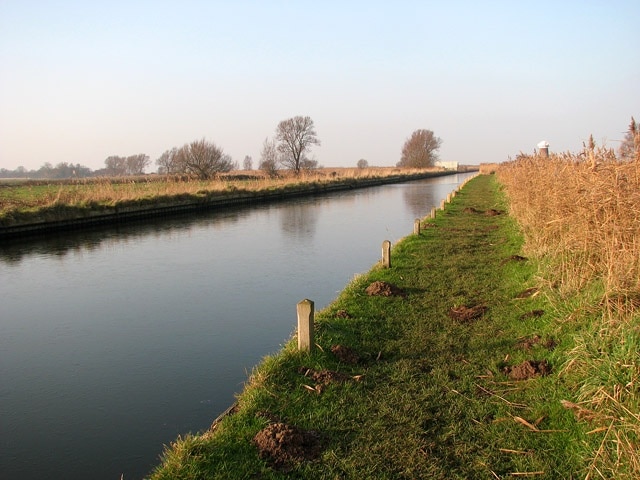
297, 175, 479, 352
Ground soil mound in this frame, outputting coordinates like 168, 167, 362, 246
484, 209, 504, 216
463, 207, 482, 214
331, 344, 360, 364
253, 422, 322, 470
299, 367, 351, 385
517, 335, 556, 351
503, 359, 551, 380
449, 304, 487, 322
365, 281, 406, 297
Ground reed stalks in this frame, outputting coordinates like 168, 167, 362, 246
497, 138, 640, 479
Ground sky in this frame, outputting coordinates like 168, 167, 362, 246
1, 0, 638, 172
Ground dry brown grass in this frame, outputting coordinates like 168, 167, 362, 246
0, 167, 428, 208
479, 163, 500, 174
497, 138, 640, 479
0, 167, 444, 220
497, 148, 640, 296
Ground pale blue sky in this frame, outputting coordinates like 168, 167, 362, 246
1, 0, 638, 171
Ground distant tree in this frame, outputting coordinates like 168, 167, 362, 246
299, 158, 319, 171
53, 162, 74, 178
357, 159, 369, 169
104, 156, 127, 176
177, 138, 234, 179
397, 129, 442, 168
243, 155, 253, 170
156, 147, 181, 174
619, 116, 639, 162
259, 137, 280, 178
275, 115, 320, 174
125, 154, 150, 175
105, 154, 149, 176
38, 162, 54, 178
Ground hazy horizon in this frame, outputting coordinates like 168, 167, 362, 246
1, 1, 638, 172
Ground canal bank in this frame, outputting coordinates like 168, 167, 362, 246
0, 171, 459, 239
147, 174, 590, 479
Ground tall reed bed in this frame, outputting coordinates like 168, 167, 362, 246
497, 142, 640, 479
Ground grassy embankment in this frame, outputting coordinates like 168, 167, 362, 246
147, 173, 617, 479
0, 167, 453, 228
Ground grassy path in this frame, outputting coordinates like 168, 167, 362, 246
149, 175, 589, 479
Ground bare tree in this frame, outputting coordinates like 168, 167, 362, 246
357, 158, 369, 169
104, 156, 127, 176
275, 115, 320, 174
156, 147, 181, 174
177, 138, 234, 179
156, 140, 233, 178
397, 129, 442, 168
243, 155, 253, 170
126, 154, 150, 175
259, 137, 280, 178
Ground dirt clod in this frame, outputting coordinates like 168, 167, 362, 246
449, 304, 487, 322
299, 366, 351, 385
253, 422, 322, 471
517, 335, 556, 351
365, 281, 406, 297
485, 209, 504, 216
503, 359, 551, 380
335, 309, 352, 319
331, 344, 360, 364
519, 309, 545, 320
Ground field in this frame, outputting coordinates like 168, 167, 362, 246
0, 167, 455, 226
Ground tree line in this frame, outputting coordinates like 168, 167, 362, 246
3, 116, 637, 180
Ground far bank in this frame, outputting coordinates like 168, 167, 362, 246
0, 168, 470, 239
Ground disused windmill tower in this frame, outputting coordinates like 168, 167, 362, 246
537, 140, 550, 157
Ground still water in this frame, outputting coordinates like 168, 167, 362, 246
0, 173, 473, 479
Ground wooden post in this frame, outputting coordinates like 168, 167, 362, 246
382, 240, 391, 268
297, 299, 314, 352
430, 207, 437, 219
440, 199, 445, 210
414, 219, 421, 235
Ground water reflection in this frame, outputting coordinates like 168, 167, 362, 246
0, 173, 473, 480
402, 183, 438, 218
0, 207, 248, 264
279, 199, 320, 240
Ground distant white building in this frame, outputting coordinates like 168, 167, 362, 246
435, 161, 459, 170
537, 140, 550, 157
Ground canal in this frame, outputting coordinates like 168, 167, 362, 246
0, 172, 474, 479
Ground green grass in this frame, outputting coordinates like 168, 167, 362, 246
147, 175, 596, 479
